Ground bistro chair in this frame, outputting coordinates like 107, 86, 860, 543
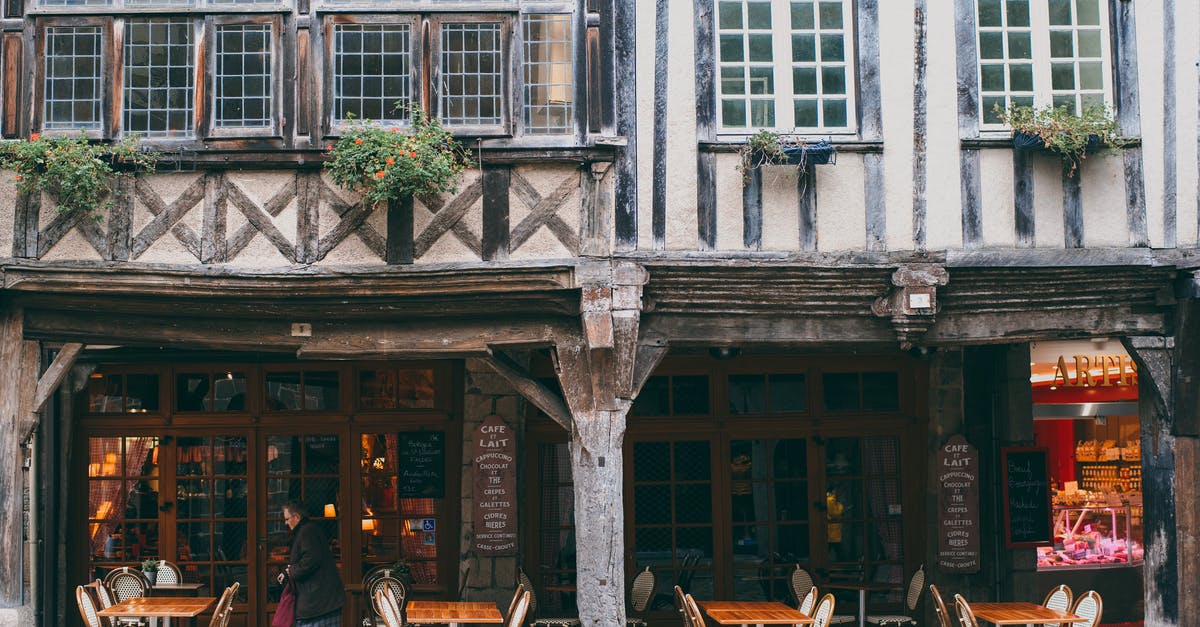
153, 560, 183, 586
811, 593, 837, 627
364, 566, 410, 627
76, 585, 104, 627
953, 594, 980, 627
519, 568, 580, 627
506, 591, 533, 627
653, 552, 702, 611
790, 565, 815, 607
1069, 591, 1103, 627
375, 589, 405, 627
626, 566, 657, 627
928, 585, 952, 627
504, 584, 528, 623
867, 564, 925, 626
104, 567, 150, 603
1041, 584, 1074, 627
459, 564, 471, 600
672, 585, 687, 626
682, 593, 706, 627
208, 582, 240, 627
798, 586, 818, 616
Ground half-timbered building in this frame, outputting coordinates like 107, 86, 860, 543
0, 0, 1198, 625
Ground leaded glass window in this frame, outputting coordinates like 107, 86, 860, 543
215, 24, 273, 128
124, 18, 195, 137
439, 22, 503, 127
522, 14, 573, 135
333, 23, 412, 123
44, 26, 103, 131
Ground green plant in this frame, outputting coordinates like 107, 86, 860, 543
997, 104, 1128, 175
324, 106, 473, 206
390, 559, 411, 574
141, 558, 159, 573
1, 133, 158, 220
737, 130, 787, 180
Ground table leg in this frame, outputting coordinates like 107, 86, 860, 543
857, 589, 866, 627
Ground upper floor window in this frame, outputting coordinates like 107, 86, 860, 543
976, 0, 1112, 128
716, 0, 855, 134
37, 8, 576, 141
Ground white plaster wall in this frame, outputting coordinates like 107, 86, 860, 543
1031, 157, 1065, 248
40, 191, 104, 261
816, 154, 866, 251
509, 164, 580, 259
1175, 0, 1200, 247
714, 153, 742, 250
879, 0, 915, 251
132, 173, 206, 264
978, 149, 1016, 247
415, 168, 483, 263
1080, 153, 1130, 248
0, 175, 16, 255
664, 0, 700, 250
924, 0, 964, 250
1135, 0, 1166, 248
760, 165, 800, 251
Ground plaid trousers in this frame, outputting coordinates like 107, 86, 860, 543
296, 609, 342, 627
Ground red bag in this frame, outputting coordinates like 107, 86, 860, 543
272, 579, 296, 627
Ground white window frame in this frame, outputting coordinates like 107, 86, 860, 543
714, 0, 858, 137
975, 0, 1114, 132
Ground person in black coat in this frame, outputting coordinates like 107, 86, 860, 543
280, 500, 345, 626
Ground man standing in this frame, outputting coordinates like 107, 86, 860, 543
281, 501, 345, 627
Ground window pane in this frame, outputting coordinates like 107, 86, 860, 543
334, 24, 411, 123
750, 99, 775, 126
768, 374, 807, 413
818, 2, 843, 29
124, 18, 193, 137
1077, 30, 1101, 57
1004, 0, 1030, 27
440, 22, 503, 126
1007, 32, 1031, 59
793, 67, 818, 94
1049, 30, 1074, 58
819, 34, 844, 62
1075, 0, 1100, 25
215, 24, 272, 128
304, 371, 340, 411
632, 376, 670, 416
43, 27, 102, 130
861, 372, 900, 411
791, 2, 815, 30
748, 67, 774, 95
177, 374, 211, 411
822, 99, 846, 127
1009, 63, 1033, 92
719, 2, 744, 29
978, 32, 1004, 60
720, 35, 745, 62
721, 67, 747, 94
673, 376, 711, 415
1078, 61, 1103, 90
792, 34, 817, 62
747, 34, 773, 62
523, 14, 573, 135
980, 64, 1005, 91
794, 99, 818, 126
823, 373, 859, 412
977, 0, 1002, 27
729, 374, 766, 415
747, 2, 772, 29
1051, 62, 1075, 90
821, 66, 846, 95
1048, 0, 1072, 25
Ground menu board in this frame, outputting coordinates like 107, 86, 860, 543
936, 435, 980, 573
397, 431, 445, 498
1001, 447, 1052, 548
472, 415, 517, 555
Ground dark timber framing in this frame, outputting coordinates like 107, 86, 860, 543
651, 0, 669, 250
911, 0, 928, 252
613, 0, 638, 251
694, 0, 717, 250
1014, 150, 1035, 247
858, 0, 886, 250
799, 170, 817, 251
954, 0, 984, 248
743, 167, 763, 250
482, 166, 512, 261
1063, 164, 1083, 248
1110, 0, 1148, 247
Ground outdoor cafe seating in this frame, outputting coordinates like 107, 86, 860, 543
930, 583, 1102, 627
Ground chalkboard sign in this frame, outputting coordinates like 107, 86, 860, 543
397, 431, 445, 498
1001, 447, 1052, 548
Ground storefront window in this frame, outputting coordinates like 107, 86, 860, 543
360, 432, 443, 585
86, 436, 161, 579
265, 434, 342, 602
176, 371, 248, 412
265, 371, 339, 410
358, 368, 437, 409
632, 375, 710, 416
87, 373, 160, 413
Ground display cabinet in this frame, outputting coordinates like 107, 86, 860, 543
1037, 504, 1143, 570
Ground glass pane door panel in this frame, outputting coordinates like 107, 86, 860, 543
535, 443, 576, 613
360, 432, 443, 586
86, 436, 161, 580
730, 438, 808, 602
631, 440, 714, 602
821, 436, 903, 607
265, 434, 342, 605
175, 435, 249, 600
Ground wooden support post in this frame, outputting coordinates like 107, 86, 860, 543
0, 307, 38, 608
1122, 336, 1179, 626
1173, 296, 1200, 622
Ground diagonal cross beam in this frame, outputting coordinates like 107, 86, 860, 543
131, 176, 206, 260
509, 171, 580, 253
316, 180, 387, 260
414, 180, 484, 258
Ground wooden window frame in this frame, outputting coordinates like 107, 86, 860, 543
427, 13, 514, 137
322, 13, 424, 133
34, 17, 114, 138
115, 16, 204, 140
204, 14, 284, 139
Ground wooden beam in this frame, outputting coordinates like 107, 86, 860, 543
631, 341, 668, 400
0, 306, 33, 606
25, 343, 83, 437
481, 349, 573, 432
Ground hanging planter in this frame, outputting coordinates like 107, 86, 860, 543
738, 131, 837, 182
1, 133, 158, 220
999, 104, 1127, 175
324, 106, 473, 207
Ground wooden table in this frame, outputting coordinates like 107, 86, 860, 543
406, 600, 504, 626
969, 601, 1082, 625
823, 582, 899, 627
97, 596, 216, 627
698, 600, 815, 626
150, 582, 206, 596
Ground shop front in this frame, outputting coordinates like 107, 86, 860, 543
1030, 340, 1144, 624
71, 360, 461, 627
526, 354, 928, 624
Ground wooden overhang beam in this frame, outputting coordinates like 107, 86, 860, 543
20, 342, 84, 443
482, 348, 574, 432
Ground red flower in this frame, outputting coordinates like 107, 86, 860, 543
386, 157, 395, 165
408, 151, 416, 158
13, 175, 21, 182
390, 127, 399, 133
376, 171, 386, 179
326, 144, 333, 151
29, 133, 39, 141
355, 138, 364, 145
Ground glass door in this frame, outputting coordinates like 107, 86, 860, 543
84, 436, 163, 580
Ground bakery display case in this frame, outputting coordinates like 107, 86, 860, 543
1037, 504, 1143, 570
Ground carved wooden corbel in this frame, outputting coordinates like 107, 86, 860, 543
872, 264, 949, 350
